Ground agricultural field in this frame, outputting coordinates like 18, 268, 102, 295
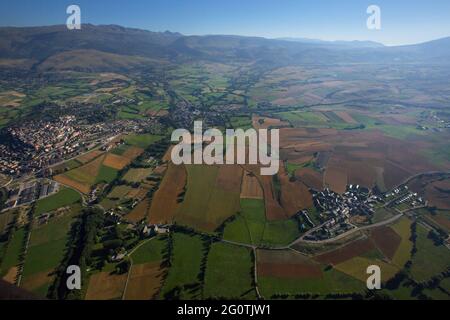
410, 224, 450, 283
314, 238, 377, 266
123, 134, 163, 149
240, 172, 263, 200
21, 204, 82, 296
257, 250, 365, 299
222, 198, 300, 247
260, 219, 300, 247
148, 162, 186, 225
0, 210, 14, 236
53, 142, 148, 194
422, 209, 450, 233
0, 227, 26, 279
176, 165, 242, 232
34, 188, 81, 216
390, 217, 413, 267
107, 185, 133, 199
224, 199, 266, 245
369, 226, 402, 261
85, 272, 128, 300
54, 154, 119, 193
160, 233, 205, 299
123, 235, 168, 300
123, 168, 153, 183
124, 199, 149, 223
203, 242, 256, 299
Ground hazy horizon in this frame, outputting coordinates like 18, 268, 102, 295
1, 0, 449, 46
1, 22, 449, 48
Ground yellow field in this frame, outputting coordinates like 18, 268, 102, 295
335, 257, 399, 283
85, 272, 127, 300
390, 217, 413, 267
123, 262, 164, 300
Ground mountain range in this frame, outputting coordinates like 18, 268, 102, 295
1, 24, 449, 72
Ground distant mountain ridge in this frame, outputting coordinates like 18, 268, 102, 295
276, 37, 385, 48
1, 24, 449, 72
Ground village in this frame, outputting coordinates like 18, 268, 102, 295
303, 184, 427, 242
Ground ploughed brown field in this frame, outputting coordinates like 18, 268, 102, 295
240, 171, 264, 199
21, 270, 53, 292
85, 272, 127, 300
123, 262, 164, 300
369, 226, 402, 260
103, 153, 131, 170
125, 199, 150, 223
295, 168, 323, 190
243, 164, 286, 220
76, 150, 104, 164
257, 250, 322, 279
54, 174, 90, 194
3, 267, 18, 284
278, 164, 313, 216
314, 238, 375, 265
122, 146, 144, 160
279, 127, 440, 192
148, 162, 187, 225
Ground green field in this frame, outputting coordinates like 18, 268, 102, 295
177, 165, 241, 232
123, 168, 153, 183
0, 227, 25, 277
423, 287, 450, 300
203, 242, 256, 299
261, 219, 300, 247
124, 134, 163, 149
439, 278, 450, 293
0, 211, 14, 235
160, 233, 204, 299
224, 199, 266, 245
372, 207, 395, 223
131, 235, 167, 265
35, 188, 81, 216
277, 110, 358, 130
107, 185, 132, 199
259, 267, 365, 298
21, 205, 82, 295
381, 280, 416, 300
110, 144, 128, 156
278, 111, 328, 127
410, 224, 450, 283
223, 215, 251, 244
286, 161, 315, 177
230, 116, 252, 130
224, 198, 299, 247
350, 113, 426, 140
95, 165, 118, 184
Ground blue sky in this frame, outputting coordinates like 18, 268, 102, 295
0, 0, 449, 45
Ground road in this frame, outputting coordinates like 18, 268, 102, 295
393, 170, 450, 190
290, 213, 404, 246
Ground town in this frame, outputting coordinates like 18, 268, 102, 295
0, 111, 159, 177
302, 184, 427, 242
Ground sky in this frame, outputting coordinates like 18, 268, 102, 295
0, 0, 449, 46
